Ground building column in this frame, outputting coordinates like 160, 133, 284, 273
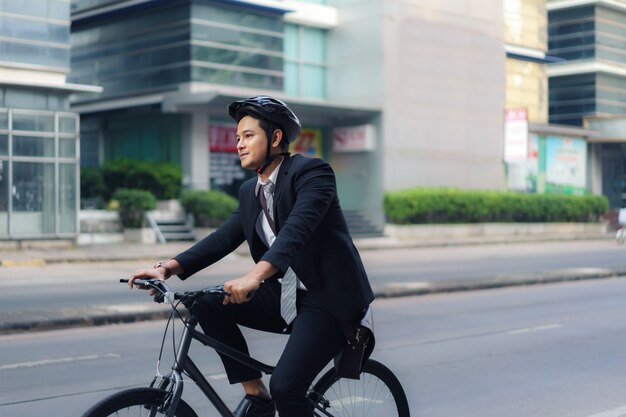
588, 143, 603, 196
181, 111, 209, 190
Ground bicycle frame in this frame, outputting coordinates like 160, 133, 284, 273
157, 306, 276, 417
121, 279, 336, 417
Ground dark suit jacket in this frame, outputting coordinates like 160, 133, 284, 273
174, 154, 374, 320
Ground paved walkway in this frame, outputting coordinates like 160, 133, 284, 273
0, 232, 614, 266
0, 231, 617, 335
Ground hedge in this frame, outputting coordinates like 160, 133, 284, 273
383, 188, 609, 224
101, 158, 182, 200
112, 188, 157, 228
180, 190, 238, 227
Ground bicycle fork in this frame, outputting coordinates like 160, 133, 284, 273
162, 318, 236, 417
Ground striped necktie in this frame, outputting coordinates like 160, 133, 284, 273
259, 182, 297, 324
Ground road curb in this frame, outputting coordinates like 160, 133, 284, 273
3, 270, 625, 336
0, 235, 614, 267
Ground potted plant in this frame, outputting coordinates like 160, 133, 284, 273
113, 188, 157, 243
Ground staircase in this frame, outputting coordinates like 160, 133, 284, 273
146, 201, 196, 243
343, 210, 383, 238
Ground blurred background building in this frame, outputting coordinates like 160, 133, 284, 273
0, 0, 100, 240
547, 0, 626, 209
504, 0, 598, 198
69, 0, 506, 237
2, 0, 622, 242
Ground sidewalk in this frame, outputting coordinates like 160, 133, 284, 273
0, 231, 614, 266
0, 231, 618, 335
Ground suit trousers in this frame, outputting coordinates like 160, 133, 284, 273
196, 279, 346, 417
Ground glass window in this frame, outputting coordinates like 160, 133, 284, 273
192, 24, 282, 52
1, 41, 68, 69
302, 27, 325, 63
0, 160, 7, 236
192, 3, 283, 33
192, 45, 282, 71
0, 135, 7, 156
302, 65, 325, 98
283, 24, 327, 98
12, 162, 55, 235
59, 116, 77, 134
191, 66, 282, 90
12, 113, 55, 132
5, 89, 48, 111
13, 135, 55, 157
4, 0, 48, 18
59, 138, 76, 158
284, 25, 299, 59
59, 163, 77, 233
0, 113, 7, 130
0, 18, 69, 45
284, 62, 299, 96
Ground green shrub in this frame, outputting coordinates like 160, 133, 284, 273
102, 158, 182, 200
80, 167, 107, 208
180, 190, 238, 227
113, 188, 157, 228
384, 188, 609, 224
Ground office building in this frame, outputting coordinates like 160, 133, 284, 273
0, 0, 99, 241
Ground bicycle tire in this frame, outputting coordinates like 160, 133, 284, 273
81, 387, 198, 417
310, 359, 410, 417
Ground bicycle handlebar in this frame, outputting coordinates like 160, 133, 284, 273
119, 278, 254, 304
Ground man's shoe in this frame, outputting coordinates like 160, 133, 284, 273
233, 394, 275, 417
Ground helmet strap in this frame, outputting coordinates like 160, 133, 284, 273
256, 125, 287, 175
256, 152, 290, 175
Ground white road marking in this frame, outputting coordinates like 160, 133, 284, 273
207, 373, 228, 380
585, 405, 626, 417
507, 323, 562, 335
0, 353, 121, 371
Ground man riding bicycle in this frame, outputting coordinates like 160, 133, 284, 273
129, 96, 375, 417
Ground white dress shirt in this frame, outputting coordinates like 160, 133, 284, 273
255, 159, 307, 290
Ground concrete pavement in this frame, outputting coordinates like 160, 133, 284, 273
0, 231, 619, 335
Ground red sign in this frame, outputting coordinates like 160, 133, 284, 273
209, 124, 238, 153
332, 125, 375, 153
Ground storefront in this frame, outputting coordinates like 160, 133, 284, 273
0, 108, 81, 239
504, 115, 598, 196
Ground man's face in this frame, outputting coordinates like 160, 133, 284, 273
236, 115, 268, 171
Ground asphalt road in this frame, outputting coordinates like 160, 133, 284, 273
4, 277, 626, 416
2, 240, 626, 316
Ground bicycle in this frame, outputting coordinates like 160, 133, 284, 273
81, 278, 410, 417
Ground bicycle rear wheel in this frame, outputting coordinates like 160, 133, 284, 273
81, 387, 198, 417
310, 359, 410, 417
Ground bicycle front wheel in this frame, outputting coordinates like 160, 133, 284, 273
311, 359, 410, 417
81, 387, 198, 417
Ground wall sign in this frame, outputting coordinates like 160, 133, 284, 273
332, 125, 375, 153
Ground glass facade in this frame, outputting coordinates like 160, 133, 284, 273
284, 23, 327, 98
549, 5, 626, 126
70, 0, 287, 99
548, 5, 595, 61
0, 0, 71, 69
0, 109, 80, 238
549, 73, 595, 126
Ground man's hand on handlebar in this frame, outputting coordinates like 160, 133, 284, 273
128, 268, 167, 296
223, 276, 260, 305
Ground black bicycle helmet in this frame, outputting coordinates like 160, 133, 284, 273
228, 96, 301, 144
229, 96, 302, 174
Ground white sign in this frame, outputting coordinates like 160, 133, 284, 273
332, 125, 375, 153
504, 108, 529, 163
